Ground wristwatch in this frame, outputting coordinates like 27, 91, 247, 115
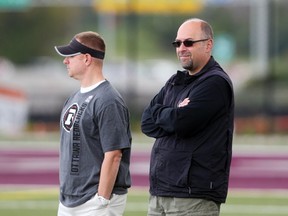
96, 193, 110, 206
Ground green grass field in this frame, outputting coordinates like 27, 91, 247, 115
1, 187, 288, 216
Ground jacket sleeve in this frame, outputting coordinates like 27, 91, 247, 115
145, 76, 231, 138
141, 88, 173, 138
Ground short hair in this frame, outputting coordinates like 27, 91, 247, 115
200, 21, 214, 40
75, 31, 106, 53
185, 18, 214, 39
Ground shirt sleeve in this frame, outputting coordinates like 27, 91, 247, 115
98, 102, 131, 152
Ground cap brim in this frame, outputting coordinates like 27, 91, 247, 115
54, 38, 105, 59
54, 45, 81, 57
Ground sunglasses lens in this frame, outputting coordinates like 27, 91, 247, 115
183, 41, 194, 47
172, 41, 181, 48
172, 39, 208, 48
172, 40, 194, 48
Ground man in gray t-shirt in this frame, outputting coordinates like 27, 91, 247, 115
55, 31, 131, 216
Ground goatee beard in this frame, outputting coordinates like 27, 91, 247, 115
182, 63, 193, 71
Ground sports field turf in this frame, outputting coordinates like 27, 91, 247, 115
1, 134, 288, 215
1, 187, 288, 216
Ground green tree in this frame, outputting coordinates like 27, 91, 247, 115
0, 7, 82, 64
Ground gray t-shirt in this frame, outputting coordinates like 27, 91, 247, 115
59, 80, 131, 207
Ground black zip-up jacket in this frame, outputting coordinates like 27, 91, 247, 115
141, 57, 234, 203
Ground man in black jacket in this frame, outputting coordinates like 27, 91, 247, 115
141, 18, 234, 216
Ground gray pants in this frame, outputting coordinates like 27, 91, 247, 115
148, 196, 220, 216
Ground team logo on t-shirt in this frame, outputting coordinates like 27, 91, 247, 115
63, 103, 78, 132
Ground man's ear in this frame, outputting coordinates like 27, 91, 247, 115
84, 54, 92, 65
206, 39, 213, 53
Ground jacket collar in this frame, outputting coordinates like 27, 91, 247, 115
174, 56, 216, 85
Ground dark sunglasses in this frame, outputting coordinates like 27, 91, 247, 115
172, 39, 209, 48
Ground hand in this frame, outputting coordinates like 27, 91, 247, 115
95, 193, 110, 207
178, 98, 190, 107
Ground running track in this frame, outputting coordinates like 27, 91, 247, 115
1, 148, 288, 189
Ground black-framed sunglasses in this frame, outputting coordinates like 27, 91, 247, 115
172, 39, 209, 48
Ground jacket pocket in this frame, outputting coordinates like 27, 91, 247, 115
155, 148, 192, 188
188, 152, 228, 191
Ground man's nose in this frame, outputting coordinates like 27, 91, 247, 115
63, 57, 68, 64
